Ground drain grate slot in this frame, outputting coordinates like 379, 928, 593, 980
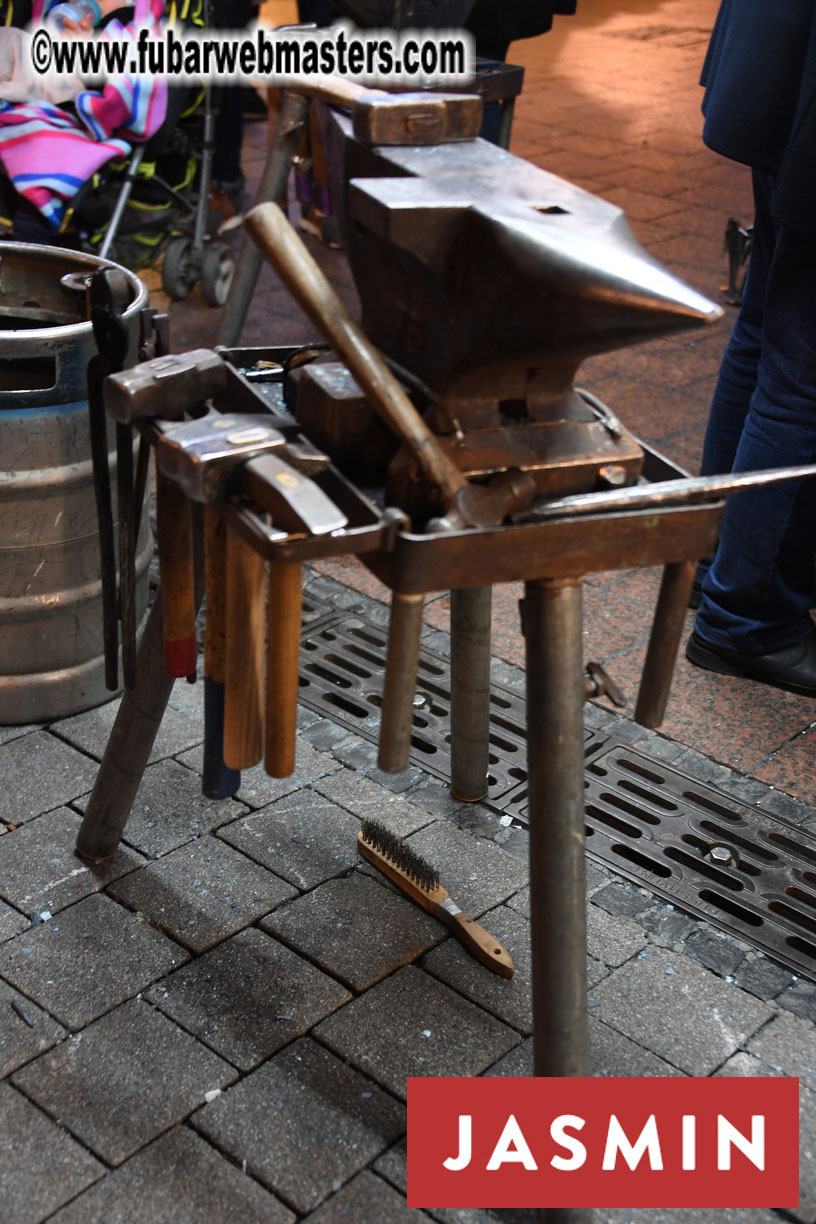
582, 744, 816, 980
297, 614, 602, 804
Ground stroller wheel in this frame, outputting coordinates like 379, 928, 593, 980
162, 236, 196, 300
201, 241, 236, 308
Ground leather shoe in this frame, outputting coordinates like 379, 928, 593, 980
686, 628, 816, 697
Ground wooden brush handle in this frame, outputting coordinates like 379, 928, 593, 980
437, 903, 515, 979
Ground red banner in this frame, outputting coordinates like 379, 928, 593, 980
407, 1077, 799, 1209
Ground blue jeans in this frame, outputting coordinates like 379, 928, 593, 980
695, 169, 816, 653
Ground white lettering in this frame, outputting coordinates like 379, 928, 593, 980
717, 1115, 765, 1171
602, 1115, 663, 1171
682, 1115, 696, 1170
486, 1114, 538, 1171
550, 1114, 587, 1171
443, 1115, 471, 1171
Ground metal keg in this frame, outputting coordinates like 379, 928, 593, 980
0, 243, 152, 723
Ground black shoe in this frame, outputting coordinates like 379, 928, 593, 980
685, 628, 816, 697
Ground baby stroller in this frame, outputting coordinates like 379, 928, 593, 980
0, 0, 236, 306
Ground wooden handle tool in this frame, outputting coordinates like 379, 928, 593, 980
156, 469, 198, 678
223, 529, 266, 771
265, 560, 302, 778
202, 507, 241, 797
358, 819, 514, 978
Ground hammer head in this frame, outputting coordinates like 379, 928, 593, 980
105, 348, 227, 423
157, 414, 288, 503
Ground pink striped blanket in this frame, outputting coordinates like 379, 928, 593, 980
0, 0, 168, 227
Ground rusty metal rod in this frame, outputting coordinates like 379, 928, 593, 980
449, 586, 492, 802
245, 202, 468, 508
378, 592, 425, 773
634, 559, 696, 729
524, 578, 592, 1224
76, 509, 205, 860
216, 91, 311, 349
521, 463, 816, 521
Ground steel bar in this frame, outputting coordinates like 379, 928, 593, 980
76, 511, 205, 859
116, 422, 137, 689
634, 558, 696, 728
378, 592, 425, 773
523, 577, 591, 1224
98, 146, 145, 261
521, 463, 816, 521
216, 91, 310, 349
449, 586, 492, 801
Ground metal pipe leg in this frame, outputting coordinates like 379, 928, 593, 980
523, 577, 591, 1224
216, 91, 310, 348
450, 586, 492, 802
634, 559, 696, 728
76, 512, 205, 860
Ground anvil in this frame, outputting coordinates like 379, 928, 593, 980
316, 111, 721, 516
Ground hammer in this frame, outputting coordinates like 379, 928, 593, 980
155, 411, 348, 777
245, 202, 537, 771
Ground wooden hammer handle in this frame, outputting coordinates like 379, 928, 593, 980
156, 470, 197, 678
245, 203, 467, 509
223, 530, 266, 771
265, 560, 302, 778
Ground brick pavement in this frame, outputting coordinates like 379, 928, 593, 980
2, 1, 815, 1222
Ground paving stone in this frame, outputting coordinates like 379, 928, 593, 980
49, 1126, 295, 1224
422, 905, 531, 1033
0, 1082, 104, 1224
0, 724, 41, 746
587, 1016, 685, 1077
777, 979, 816, 1024
301, 718, 353, 754
683, 928, 745, 978
0, 977, 66, 1077
107, 836, 295, 953
586, 904, 648, 967
400, 822, 528, 918
374, 1142, 494, 1224
54, 677, 204, 763
0, 807, 143, 915
636, 903, 697, 945
147, 927, 350, 1071
0, 731, 99, 824
591, 947, 774, 1075
591, 882, 652, 919
217, 789, 361, 889
315, 965, 520, 1099
301, 1169, 432, 1223
176, 734, 336, 809
261, 870, 441, 991
747, 1010, 816, 1095
733, 956, 794, 1001
314, 767, 432, 835
0, 898, 28, 942
75, 760, 247, 859
0, 892, 187, 1028
13, 998, 236, 1165
193, 1037, 404, 1215
405, 778, 478, 823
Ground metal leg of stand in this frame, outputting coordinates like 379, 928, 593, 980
76, 514, 205, 860
634, 558, 696, 729
450, 586, 492, 802
524, 577, 592, 1224
216, 91, 310, 348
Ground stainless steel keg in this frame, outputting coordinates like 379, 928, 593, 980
0, 244, 151, 723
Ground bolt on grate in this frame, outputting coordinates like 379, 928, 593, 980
575, 743, 816, 981
297, 615, 584, 803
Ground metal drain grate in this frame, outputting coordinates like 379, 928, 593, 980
582, 743, 816, 981
297, 615, 565, 803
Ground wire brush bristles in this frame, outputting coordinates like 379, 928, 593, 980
359, 818, 439, 892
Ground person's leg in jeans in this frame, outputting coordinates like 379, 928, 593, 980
693, 175, 816, 657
